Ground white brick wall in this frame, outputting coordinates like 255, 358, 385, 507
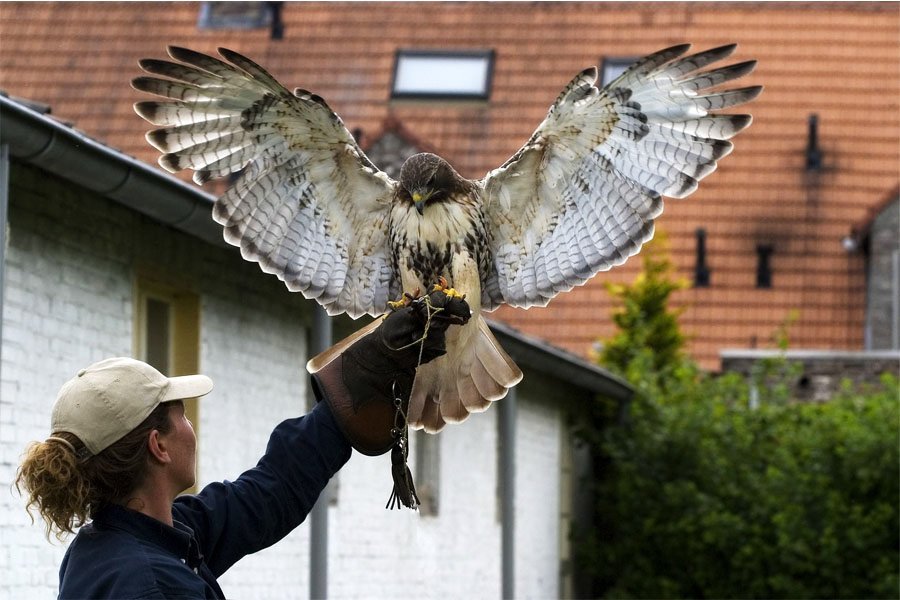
515, 392, 563, 599
200, 294, 311, 598
329, 412, 503, 600
1, 165, 312, 600
2, 169, 136, 600
2, 163, 575, 599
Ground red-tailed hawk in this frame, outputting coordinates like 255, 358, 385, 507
133, 44, 760, 433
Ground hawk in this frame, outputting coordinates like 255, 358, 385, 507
133, 44, 760, 433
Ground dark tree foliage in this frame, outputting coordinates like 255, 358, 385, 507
574, 239, 900, 599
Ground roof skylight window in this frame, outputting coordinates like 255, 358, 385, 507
198, 1, 273, 30
391, 50, 495, 100
599, 56, 636, 86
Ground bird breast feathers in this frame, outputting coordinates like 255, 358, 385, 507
392, 192, 481, 246
392, 193, 485, 297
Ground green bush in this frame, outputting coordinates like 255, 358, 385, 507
598, 234, 692, 399
576, 240, 900, 599
580, 375, 899, 599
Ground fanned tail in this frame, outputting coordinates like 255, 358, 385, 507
408, 316, 522, 433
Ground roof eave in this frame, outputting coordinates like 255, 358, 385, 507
489, 319, 634, 402
0, 95, 225, 248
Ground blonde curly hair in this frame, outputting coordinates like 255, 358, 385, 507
15, 402, 174, 540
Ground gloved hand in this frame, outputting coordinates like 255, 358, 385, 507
310, 288, 471, 456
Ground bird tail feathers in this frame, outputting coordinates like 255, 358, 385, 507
408, 316, 522, 433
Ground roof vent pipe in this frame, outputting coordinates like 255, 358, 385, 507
268, 1, 284, 40
805, 114, 822, 172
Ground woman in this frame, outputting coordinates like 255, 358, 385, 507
17, 290, 469, 599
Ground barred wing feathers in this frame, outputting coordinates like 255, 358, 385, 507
481, 44, 761, 310
133, 47, 398, 319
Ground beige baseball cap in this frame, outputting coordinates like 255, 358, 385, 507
51, 357, 214, 456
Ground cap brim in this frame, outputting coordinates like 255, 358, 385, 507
162, 374, 214, 401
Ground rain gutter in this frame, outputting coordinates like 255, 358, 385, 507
499, 384, 517, 599
0, 95, 224, 247
309, 306, 332, 599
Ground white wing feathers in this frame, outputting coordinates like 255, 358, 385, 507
131, 43, 759, 436
481, 44, 761, 310
132, 47, 398, 319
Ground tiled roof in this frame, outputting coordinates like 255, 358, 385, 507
1, 1, 897, 370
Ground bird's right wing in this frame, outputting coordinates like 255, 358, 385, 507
133, 47, 399, 319
480, 44, 760, 310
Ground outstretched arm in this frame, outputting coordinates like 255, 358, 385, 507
173, 400, 350, 577
172, 288, 471, 573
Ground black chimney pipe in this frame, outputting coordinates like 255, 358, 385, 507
694, 228, 711, 287
805, 113, 822, 171
268, 1, 284, 40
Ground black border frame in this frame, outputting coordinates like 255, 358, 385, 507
390, 49, 496, 101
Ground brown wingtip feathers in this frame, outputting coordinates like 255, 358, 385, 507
144, 129, 168, 152
731, 114, 754, 135
729, 60, 759, 80
133, 101, 159, 123
167, 45, 210, 63
158, 153, 180, 173
745, 85, 765, 101
130, 76, 158, 95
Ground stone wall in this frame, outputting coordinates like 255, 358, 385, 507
721, 350, 899, 402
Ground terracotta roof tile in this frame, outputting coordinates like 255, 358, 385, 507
1, 1, 896, 369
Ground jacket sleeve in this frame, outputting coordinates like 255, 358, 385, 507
172, 400, 352, 576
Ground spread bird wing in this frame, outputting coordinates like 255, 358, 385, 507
479, 44, 761, 310
132, 47, 399, 319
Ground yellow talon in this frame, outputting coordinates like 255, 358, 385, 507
431, 277, 465, 300
387, 289, 421, 311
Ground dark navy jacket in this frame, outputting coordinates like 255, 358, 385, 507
57, 401, 352, 599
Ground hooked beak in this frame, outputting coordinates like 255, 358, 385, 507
412, 191, 429, 215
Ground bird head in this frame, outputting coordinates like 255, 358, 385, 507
399, 153, 463, 215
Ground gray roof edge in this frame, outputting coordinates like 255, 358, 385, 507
488, 318, 634, 402
721, 349, 900, 360
0, 95, 225, 248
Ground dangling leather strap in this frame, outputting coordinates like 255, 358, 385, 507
386, 383, 420, 510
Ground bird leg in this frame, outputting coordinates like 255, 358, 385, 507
431, 275, 466, 300
387, 288, 421, 311
386, 277, 465, 313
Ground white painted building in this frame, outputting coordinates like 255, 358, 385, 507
0, 96, 631, 600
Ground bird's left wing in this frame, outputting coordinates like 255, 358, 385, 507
133, 47, 398, 318
480, 44, 761, 310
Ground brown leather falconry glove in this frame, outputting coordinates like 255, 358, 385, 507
310, 288, 471, 456
310, 288, 470, 509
